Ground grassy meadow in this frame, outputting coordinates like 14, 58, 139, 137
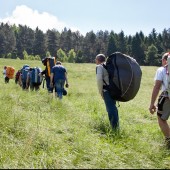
0, 58, 170, 169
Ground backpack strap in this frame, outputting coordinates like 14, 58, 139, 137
42, 77, 45, 88
101, 63, 108, 86
102, 63, 107, 70
164, 64, 169, 75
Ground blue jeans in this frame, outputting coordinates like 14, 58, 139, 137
54, 79, 65, 99
103, 90, 119, 129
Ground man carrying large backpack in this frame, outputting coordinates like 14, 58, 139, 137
21, 64, 30, 90
149, 52, 170, 149
3, 66, 15, 83
41, 57, 56, 93
95, 54, 119, 130
2, 66, 9, 83
26, 67, 43, 91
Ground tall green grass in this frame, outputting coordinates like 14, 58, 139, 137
0, 58, 170, 169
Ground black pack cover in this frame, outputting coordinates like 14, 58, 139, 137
42, 57, 56, 77
105, 52, 142, 102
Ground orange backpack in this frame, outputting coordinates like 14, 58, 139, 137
6, 66, 15, 79
47, 57, 56, 77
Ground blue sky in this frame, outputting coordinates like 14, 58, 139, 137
0, 0, 170, 36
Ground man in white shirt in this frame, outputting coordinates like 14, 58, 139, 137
96, 54, 119, 130
149, 52, 170, 148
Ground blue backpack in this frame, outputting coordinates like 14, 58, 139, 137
31, 67, 42, 85
21, 64, 30, 83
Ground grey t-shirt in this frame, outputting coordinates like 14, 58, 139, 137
96, 63, 109, 95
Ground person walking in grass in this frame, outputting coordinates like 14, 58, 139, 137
41, 57, 56, 93
95, 54, 119, 130
149, 52, 170, 149
15, 69, 21, 85
2, 66, 9, 83
41, 64, 53, 93
26, 67, 42, 91
50, 61, 69, 100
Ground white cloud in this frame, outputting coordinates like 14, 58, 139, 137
0, 5, 79, 33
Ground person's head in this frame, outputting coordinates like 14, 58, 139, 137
95, 54, 106, 64
161, 52, 169, 66
29, 68, 33, 71
56, 61, 61, 65
4, 66, 7, 69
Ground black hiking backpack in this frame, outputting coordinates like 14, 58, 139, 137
104, 52, 142, 102
42, 57, 56, 77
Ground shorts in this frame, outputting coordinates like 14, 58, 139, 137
157, 95, 170, 120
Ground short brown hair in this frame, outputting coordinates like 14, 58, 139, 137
56, 61, 61, 65
96, 54, 106, 62
162, 53, 169, 61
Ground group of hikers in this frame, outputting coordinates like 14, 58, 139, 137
2, 57, 69, 100
2, 52, 170, 149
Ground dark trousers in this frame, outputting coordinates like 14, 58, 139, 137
46, 77, 53, 93
5, 77, 9, 83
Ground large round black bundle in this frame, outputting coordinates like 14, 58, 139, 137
106, 52, 142, 102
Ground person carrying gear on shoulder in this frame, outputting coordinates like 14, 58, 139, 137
41, 57, 56, 93
50, 61, 69, 100
26, 68, 32, 90
149, 52, 170, 149
27, 67, 43, 91
2, 66, 9, 83
21, 64, 30, 90
95, 54, 119, 130
15, 70, 21, 84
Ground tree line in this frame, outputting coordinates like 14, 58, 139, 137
0, 22, 170, 66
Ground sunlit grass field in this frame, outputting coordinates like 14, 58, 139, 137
0, 58, 170, 169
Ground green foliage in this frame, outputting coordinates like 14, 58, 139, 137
75, 50, 83, 63
34, 55, 41, 61
46, 51, 51, 57
22, 50, 41, 61
57, 48, 67, 62
0, 59, 170, 169
107, 32, 117, 56
146, 44, 159, 65
46, 30, 58, 57
23, 50, 28, 60
1, 22, 170, 65
68, 49, 76, 63
33, 27, 46, 58
7, 53, 12, 59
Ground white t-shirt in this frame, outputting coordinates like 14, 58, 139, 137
154, 66, 168, 92
3, 69, 6, 78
